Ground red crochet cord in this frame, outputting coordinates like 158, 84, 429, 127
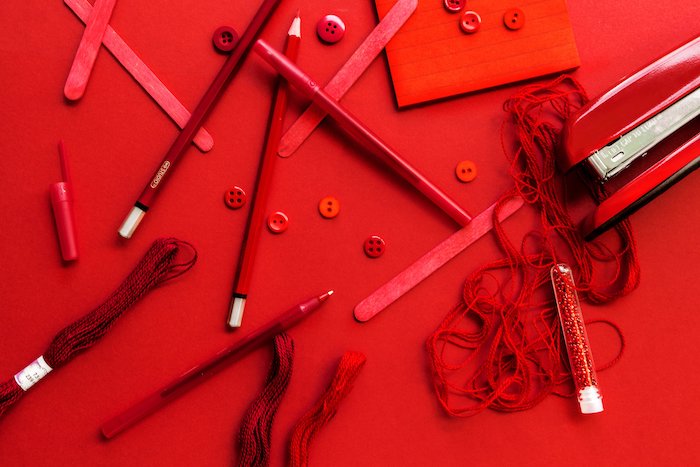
426, 75, 640, 417
237, 333, 295, 467
0, 237, 197, 418
288, 352, 367, 467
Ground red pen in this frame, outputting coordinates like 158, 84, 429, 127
118, 0, 284, 239
228, 13, 301, 328
253, 40, 472, 227
100, 290, 333, 439
50, 141, 79, 261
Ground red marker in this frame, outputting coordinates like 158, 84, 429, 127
50, 141, 78, 261
253, 40, 472, 227
118, 0, 283, 238
101, 290, 333, 439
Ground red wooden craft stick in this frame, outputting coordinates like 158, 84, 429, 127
64, 0, 213, 152
278, 0, 417, 158
228, 14, 301, 328
118, 0, 283, 239
64, 0, 118, 101
354, 196, 524, 322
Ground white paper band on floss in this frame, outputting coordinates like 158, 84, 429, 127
14, 356, 53, 391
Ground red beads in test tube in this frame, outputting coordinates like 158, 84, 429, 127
551, 264, 604, 414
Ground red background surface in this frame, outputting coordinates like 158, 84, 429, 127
1, 1, 698, 465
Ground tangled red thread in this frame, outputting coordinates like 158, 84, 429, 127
426, 75, 640, 416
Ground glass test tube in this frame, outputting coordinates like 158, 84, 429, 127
551, 263, 604, 414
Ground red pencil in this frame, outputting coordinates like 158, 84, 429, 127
118, 0, 283, 239
253, 40, 473, 227
101, 290, 333, 439
229, 13, 302, 328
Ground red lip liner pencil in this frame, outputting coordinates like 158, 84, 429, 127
253, 40, 472, 227
229, 13, 301, 328
118, 0, 284, 239
101, 290, 333, 439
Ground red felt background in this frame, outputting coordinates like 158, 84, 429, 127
0, 0, 698, 465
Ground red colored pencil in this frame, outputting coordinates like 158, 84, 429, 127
101, 290, 333, 439
253, 40, 473, 227
118, 0, 283, 239
228, 13, 301, 328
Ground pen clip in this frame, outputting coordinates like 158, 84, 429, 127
58, 140, 72, 187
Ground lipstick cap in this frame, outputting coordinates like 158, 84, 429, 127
50, 181, 78, 261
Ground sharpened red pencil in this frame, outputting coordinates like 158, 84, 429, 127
228, 13, 302, 328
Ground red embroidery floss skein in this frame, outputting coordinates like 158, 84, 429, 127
288, 352, 367, 467
426, 75, 639, 417
238, 333, 295, 467
0, 237, 197, 418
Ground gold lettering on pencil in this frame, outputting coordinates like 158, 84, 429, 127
150, 161, 171, 188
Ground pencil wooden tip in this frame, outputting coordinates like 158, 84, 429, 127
288, 12, 301, 37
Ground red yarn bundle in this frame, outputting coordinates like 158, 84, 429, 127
238, 333, 295, 467
426, 75, 640, 416
288, 352, 367, 467
0, 238, 197, 418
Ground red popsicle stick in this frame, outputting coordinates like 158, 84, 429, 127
354, 196, 524, 322
278, 0, 418, 158
64, 0, 118, 101
64, 0, 213, 152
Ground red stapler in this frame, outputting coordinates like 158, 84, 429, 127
561, 34, 700, 240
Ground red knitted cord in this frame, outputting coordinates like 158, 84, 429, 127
426, 75, 640, 417
0, 238, 197, 418
237, 333, 294, 467
288, 352, 367, 467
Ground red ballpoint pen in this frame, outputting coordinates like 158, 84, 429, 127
253, 40, 472, 227
118, 0, 284, 239
229, 13, 301, 328
101, 290, 333, 439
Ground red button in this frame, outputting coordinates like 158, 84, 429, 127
460, 11, 481, 34
267, 211, 289, 233
455, 160, 477, 182
224, 186, 246, 209
503, 8, 525, 30
319, 196, 340, 219
317, 15, 346, 44
363, 236, 386, 258
443, 0, 465, 13
212, 26, 239, 53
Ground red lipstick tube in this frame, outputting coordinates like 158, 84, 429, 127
50, 141, 78, 261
